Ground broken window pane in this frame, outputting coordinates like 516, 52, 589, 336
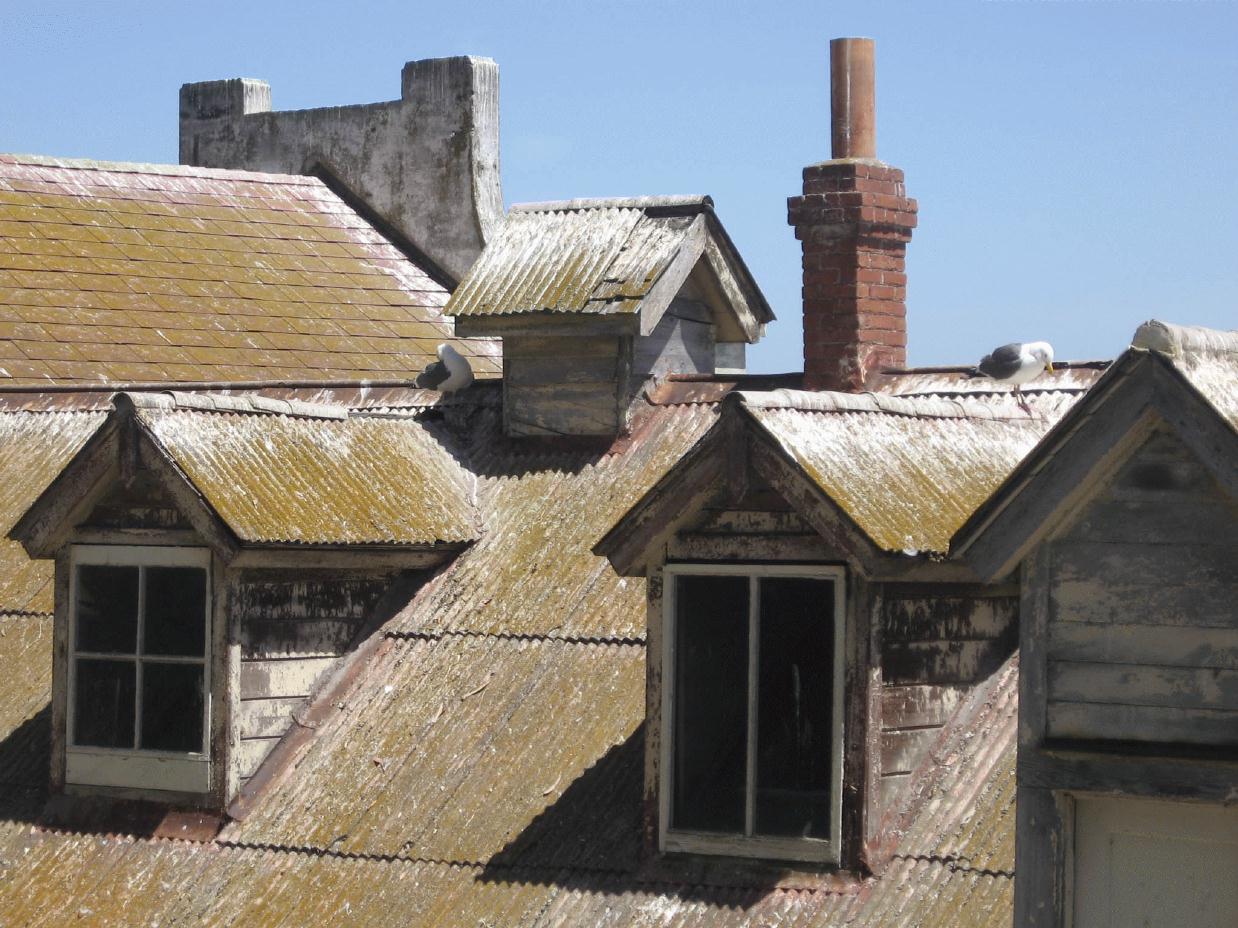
144, 567, 207, 657
755, 577, 834, 839
75, 658, 136, 748
673, 574, 748, 833
76, 565, 138, 654
140, 662, 205, 753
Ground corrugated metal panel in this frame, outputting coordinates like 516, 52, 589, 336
140, 407, 478, 545
0, 614, 52, 790
745, 395, 1074, 554
228, 634, 645, 866
448, 207, 695, 318
389, 403, 718, 639
0, 155, 501, 385
0, 410, 106, 614
876, 364, 1106, 398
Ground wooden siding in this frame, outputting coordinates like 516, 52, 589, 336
234, 568, 396, 778
79, 471, 192, 532
1045, 431, 1238, 747
880, 588, 1018, 810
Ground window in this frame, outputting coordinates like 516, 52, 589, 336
661, 564, 845, 863
67, 545, 211, 794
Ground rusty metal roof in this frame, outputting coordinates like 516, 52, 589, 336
130, 395, 480, 546
0, 154, 501, 385
740, 389, 1080, 554
447, 198, 707, 318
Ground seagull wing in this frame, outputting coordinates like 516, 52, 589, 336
415, 360, 450, 390
977, 343, 1026, 381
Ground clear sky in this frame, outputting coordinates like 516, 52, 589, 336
3, 0, 1235, 373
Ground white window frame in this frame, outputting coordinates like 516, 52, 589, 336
66, 544, 212, 794
660, 563, 846, 864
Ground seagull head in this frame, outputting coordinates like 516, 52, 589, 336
1027, 341, 1055, 373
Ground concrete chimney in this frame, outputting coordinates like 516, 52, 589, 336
179, 57, 501, 284
787, 38, 917, 392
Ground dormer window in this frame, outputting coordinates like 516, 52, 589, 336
67, 545, 211, 794
661, 564, 845, 863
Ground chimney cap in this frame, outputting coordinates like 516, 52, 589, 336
830, 37, 877, 160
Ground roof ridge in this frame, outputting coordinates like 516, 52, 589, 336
509, 194, 712, 214
735, 388, 1053, 422
1132, 318, 1238, 362
119, 390, 349, 420
0, 152, 323, 186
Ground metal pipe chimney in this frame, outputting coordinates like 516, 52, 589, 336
830, 37, 876, 160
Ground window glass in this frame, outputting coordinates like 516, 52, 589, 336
75, 566, 138, 653
74, 658, 136, 747
141, 663, 205, 752
673, 574, 748, 833
144, 567, 207, 657
756, 577, 834, 838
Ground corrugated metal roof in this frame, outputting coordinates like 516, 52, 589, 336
388, 402, 718, 639
0, 409, 106, 613
1132, 320, 1238, 427
447, 202, 700, 318
137, 402, 479, 545
227, 635, 646, 866
742, 390, 1077, 554
0, 154, 501, 385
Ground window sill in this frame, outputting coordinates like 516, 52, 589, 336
66, 748, 210, 794
664, 829, 839, 865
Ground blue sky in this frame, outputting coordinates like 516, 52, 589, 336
3, 0, 1235, 373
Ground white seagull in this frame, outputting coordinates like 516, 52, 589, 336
971, 340, 1055, 408
415, 343, 474, 393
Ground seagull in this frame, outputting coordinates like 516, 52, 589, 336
415, 343, 474, 393
970, 341, 1055, 409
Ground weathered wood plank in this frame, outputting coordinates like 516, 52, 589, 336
1049, 660, 1238, 712
881, 684, 964, 730
238, 697, 305, 739
240, 619, 359, 659
1051, 540, 1238, 629
1047, 700, 1238, 746
691, 509, 814, 536
882, 594, 1018, 643
238, 657, 336, 700
882, 638, 1013, 686
880, 772, 912, 818
880, 727, 942, 776
505, 356, 619, 386
667, 532, 830, 562
1049, 622, 1238, 671
237, 737, 280, 779
503, 335, 621, 359
634, 300, 714, 379
1019, 746, 1238, 801
1013, 785, 1071, 928
1065, 496, 1235, 546
231, 572, 391, 623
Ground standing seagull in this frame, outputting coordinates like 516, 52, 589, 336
970, 341, 1055, 409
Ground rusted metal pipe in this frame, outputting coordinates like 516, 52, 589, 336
830, 37, 876, 159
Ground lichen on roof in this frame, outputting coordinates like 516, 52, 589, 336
0, 154, 500, 385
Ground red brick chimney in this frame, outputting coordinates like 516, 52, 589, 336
787, 38, 917, 392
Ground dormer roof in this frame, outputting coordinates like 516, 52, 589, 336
449, 196, 772, 342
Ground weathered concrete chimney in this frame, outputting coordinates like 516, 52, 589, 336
787, 38, 917, 392
179, 57, 501, 283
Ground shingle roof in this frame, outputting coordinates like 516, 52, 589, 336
0, 155, 500, 385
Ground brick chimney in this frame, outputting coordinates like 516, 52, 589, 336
787, 38, 917, 392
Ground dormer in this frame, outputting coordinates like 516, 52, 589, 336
9, 392, 474, 812
449, 196, 773, 437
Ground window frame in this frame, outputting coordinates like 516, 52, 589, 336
660, 563, 846, 864
66, 544, 212, 794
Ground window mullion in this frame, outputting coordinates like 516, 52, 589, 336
134, 565, 145, 751
745, 575, 758, 839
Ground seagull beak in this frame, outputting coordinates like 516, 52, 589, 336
1045, 361, 1055, 373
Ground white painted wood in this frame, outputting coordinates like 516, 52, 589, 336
1073, 796, 1238, 928
1047, 701, 1238, 747
236, 737, 280, 779
1049, 622, 1238, 671
238, 657, 336, 700
66, 749, 210, 793
238, 697, 304, 739
880, 727, 942, 776
1049, 660, 1238, 712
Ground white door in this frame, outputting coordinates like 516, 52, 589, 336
1073, 796, 1238, 928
